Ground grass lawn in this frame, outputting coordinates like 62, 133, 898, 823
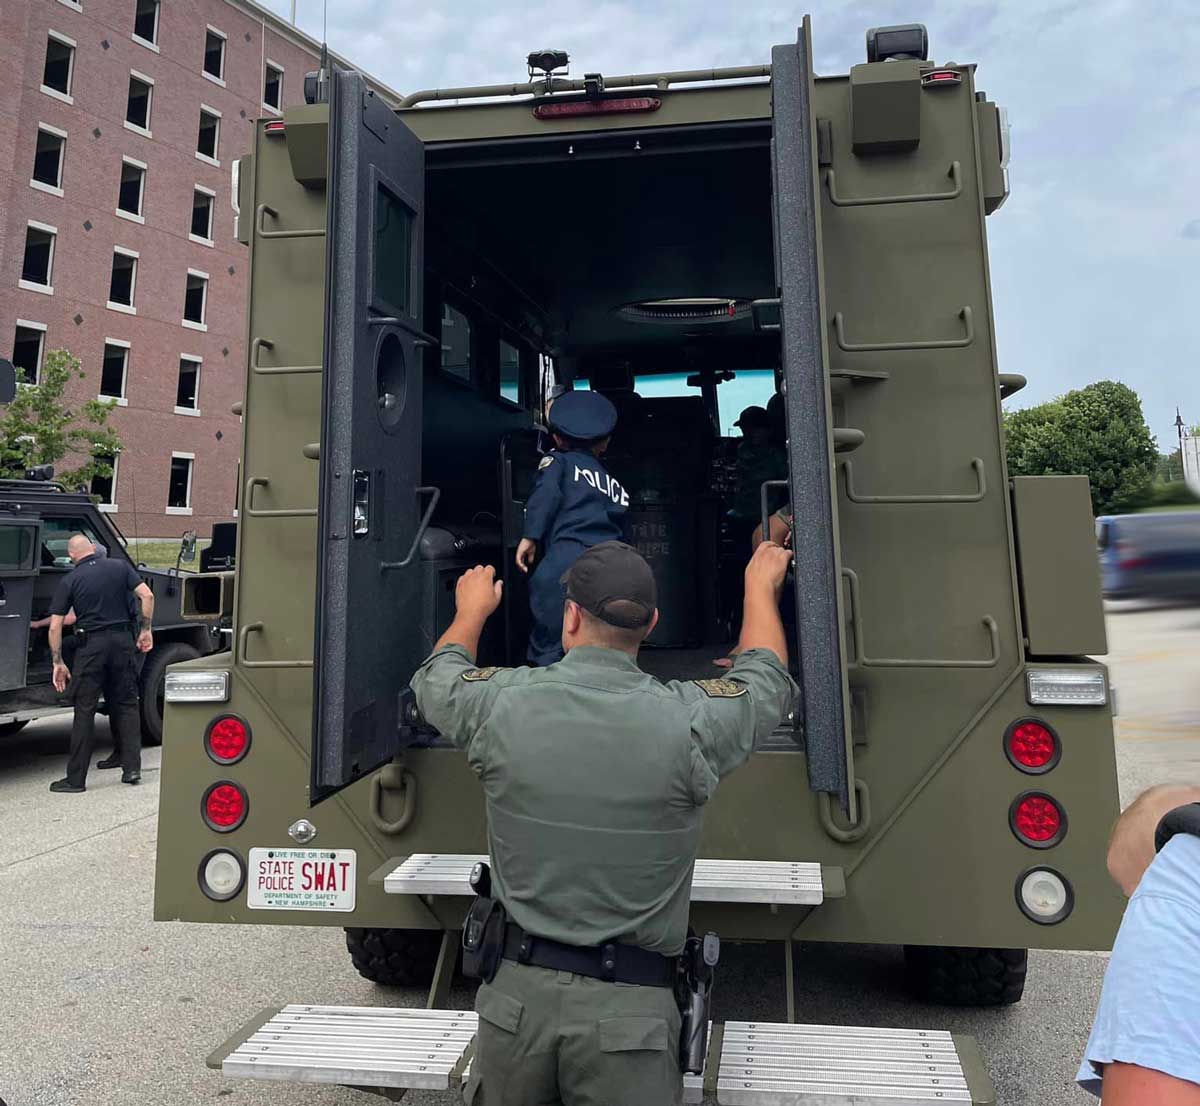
127, 539, 210, 570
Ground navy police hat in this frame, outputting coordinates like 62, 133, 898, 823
548, 390, 618, 441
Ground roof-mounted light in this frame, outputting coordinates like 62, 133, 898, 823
533, 96, 661, 120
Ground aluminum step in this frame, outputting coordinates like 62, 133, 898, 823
221, 1004, 477, 1090
715, 1022, 978, 1105
385, 853, 825, 905
217, 1007, 992, 1104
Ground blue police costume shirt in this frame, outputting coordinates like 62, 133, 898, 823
1076, 834, 1200, 1096
523, 449, 629, 548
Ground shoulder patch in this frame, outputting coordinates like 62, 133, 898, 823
693, 677, 748, 699
461, 666, 506, 682
538, 455, 555, 471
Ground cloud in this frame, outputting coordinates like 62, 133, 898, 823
267, 0, 1199, 444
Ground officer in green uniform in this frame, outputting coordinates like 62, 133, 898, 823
411, 539, 797, 1105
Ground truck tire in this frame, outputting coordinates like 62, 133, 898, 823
139, 642, 202, 746
345, 927, 444, 988
0, 720, 29, 737
903, 945, 1027, 1006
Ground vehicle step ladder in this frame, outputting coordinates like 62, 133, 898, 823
383, 853, 833, 905
212, 1005, 995, 1104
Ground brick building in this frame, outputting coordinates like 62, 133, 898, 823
0, 0, 396, 537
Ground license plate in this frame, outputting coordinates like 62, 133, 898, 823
246, 848, 357, 911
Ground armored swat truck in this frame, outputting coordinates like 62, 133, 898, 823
158, 18, 1121, 1103
0, 472, 228, 743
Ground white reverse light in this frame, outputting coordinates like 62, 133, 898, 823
165, 669, 230, 703
1026, 668, 1107, 707
1017, 867, 1072, 924
200, 850, 245, 901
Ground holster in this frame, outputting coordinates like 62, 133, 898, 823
461, 894, 507, 983
676, 932, 719, 1075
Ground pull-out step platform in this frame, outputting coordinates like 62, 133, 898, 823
213, 1006, 994, 1104
385, 853, 835, 905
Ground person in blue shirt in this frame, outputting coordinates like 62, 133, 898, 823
516, 390, 630, 666
1076, 783, 1200, 1105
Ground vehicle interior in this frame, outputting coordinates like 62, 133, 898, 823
415, 135, 799, 688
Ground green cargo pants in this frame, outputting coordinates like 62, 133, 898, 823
464, 960, 683, 1106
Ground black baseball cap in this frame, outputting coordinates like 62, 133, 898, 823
563, 541, 657, 628
734, 404, 770, 430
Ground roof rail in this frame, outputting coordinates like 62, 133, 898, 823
398, 64, 771, 109
0, 478, 70, 494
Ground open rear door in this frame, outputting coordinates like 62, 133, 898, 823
0, 517, 41, 692
312, 70, 427, 803
771, 20, 857, 818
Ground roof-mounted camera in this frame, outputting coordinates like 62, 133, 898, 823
866, 24, 929, 62
528, 49, 570, 82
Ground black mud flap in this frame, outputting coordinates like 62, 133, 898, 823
770, 21, 856, 817
312, 70, 428, 803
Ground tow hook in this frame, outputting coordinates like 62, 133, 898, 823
369, 759, 417, 835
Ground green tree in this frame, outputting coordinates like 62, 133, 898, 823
1004, 381, 1158, 515
1157, 449, 1183, 483
0, 348, 124, 492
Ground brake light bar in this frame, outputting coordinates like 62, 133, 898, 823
921, 69, 963, 87
264, 120, 286, 136
533, 96, 661, 120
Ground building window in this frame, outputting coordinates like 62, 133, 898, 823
132, 0, 159, 47
441, 304, 471, 380
12, 323, 47, 385
167, 454, 194, 512
21, 223, 56, 292
500, 339, 521, 404
117, 158, 146, 219
100, 341, 128, 400
176, 357, 200, 413
263, 61, 283, 110
126, 72, 153, 133
42, 33, 75, 99
183, 271, 208, 328
203, 28, 226, 82
191, 187, 214, 242
108, 249, 138, 311
32, 126, 66, 192
196, 107, 220, 162
91, 453, 118, 509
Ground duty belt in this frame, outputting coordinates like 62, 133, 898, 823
502, 922, 678, 988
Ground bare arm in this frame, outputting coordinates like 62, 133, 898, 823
32, 608, 76, 631
735, 542, 791, 666
134, 581, 155, 653
50, 614, 70, 692
1101, 1063, 1200, 1106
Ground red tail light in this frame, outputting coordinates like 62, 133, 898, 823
1005, 719, 1060, 773
203, 781, 248, 832
533, 96, 661, 120
206, 715, 251, 764
1010, 792, 1066, 848
264, 120, 286, 136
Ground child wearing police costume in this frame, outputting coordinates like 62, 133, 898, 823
516, 390, 630, 665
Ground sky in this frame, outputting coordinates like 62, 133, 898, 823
266, 0, 1199, 451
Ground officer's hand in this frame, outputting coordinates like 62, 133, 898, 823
53, 662, 71, 693
745, 541, 792, 600
137, 629, 153, 654
515, 538, 538, 574
456, 565, 504, 619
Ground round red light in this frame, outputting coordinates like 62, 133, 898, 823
207, 716, 249, 763
1011, 793, 1064, 846
1007, 720, 1058, 771
204, 783, 247, 831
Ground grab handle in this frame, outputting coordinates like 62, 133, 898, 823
825, 161, 961, 207
256, 203, 325, 240
380, 486, 442, 572
833, 307, 974, 353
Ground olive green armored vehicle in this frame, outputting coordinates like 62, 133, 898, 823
156, 18, 1121, 1103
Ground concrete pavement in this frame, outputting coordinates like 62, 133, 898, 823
0, 601, 1196, 1106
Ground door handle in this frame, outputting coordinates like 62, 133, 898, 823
380, 487, 441, 572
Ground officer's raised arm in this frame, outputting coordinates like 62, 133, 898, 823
678, 543, 797, 782
410, 565, 506, 751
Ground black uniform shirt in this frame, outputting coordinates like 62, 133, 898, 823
50, 555, 142, 632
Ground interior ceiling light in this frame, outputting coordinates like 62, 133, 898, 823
616, 298, 752, 325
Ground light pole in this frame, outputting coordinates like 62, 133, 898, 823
1176, 408, 1186, 482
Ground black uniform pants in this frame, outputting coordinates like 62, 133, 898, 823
65, 629, 141, 786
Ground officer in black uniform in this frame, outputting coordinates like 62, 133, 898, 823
47, 534, 154, 793
516, 390, 631, 666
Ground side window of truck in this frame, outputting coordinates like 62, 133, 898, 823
440, 303, 472, 381
39, 517, 104, 568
